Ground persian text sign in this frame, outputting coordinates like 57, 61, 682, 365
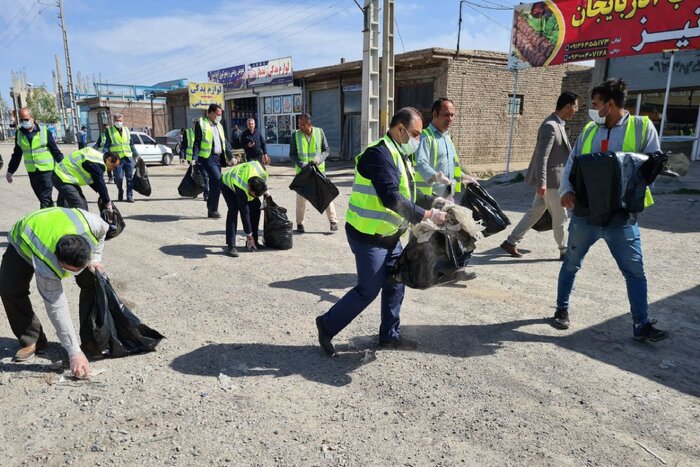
208, 64, 246, 91
188, 82, 224, 110
509, 0, 700, 69
246, 57, 293, 87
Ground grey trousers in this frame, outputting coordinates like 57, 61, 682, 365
506, 189, 568, 253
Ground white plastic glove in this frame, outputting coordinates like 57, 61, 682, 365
429, 208, 447, 226
435, 171, 451, 185
246, 235, 257, 251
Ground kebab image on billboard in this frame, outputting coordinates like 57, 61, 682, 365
511, 2, 560, 68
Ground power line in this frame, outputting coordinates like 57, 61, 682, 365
394, 17, 405, 54
463, 3, 511, 31
114, 0, 348, 85
0, 1, 37, 45
0, 2, 42, 50
104, 0, 314, 83
104, 0, 306, 82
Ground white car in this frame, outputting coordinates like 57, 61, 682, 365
130, 131, 174, 165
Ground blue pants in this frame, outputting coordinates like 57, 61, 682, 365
28, 170, 54, 209
220, 183, 261, 246
321, 235, 405, 342
197, 155, 221, 213
113, 157, 134, 199
557, 216, 648, 325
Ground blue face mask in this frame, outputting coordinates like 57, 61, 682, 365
20, 120, 33, 130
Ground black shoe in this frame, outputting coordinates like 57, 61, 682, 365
126, 198, 134, 203
208, 211, 221, 219
559, 252, 566, 261
296, 224, 305, 234
330, 222, 338, 232
254, 241, 265, 250
634, 320, 668, 342
379, 337, 418, 350
203, 194, 209, 201
552, 308, 570, 330
225, 246, 239, 258
118, 192, 124, 201
315, 316, 336, 356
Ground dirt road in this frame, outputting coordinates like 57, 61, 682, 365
0, 143, 698, 466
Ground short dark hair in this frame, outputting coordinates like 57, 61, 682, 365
389, 107, 422, 129
103, 152, 119, 163
431, 98, 454, 115
248, 176, 268, 197
298, 113, 312, 123
591, 78, 628, 108
55, 235, 91, 269
207, 103, 222, 114
556, 91, 579, 111
81, 126, 86, 130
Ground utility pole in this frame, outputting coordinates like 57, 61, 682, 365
57, 0, 79, 143
54, 55, 69, 139
360, 0, 380, 148
379, 0, 395, 134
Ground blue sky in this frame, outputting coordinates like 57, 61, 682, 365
0, 0, 519, 106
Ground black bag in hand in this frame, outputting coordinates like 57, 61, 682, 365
85, 273, 164, 358
263, 196, 293, 250
98, 198, 126, 240
460, 183, 511, 236
394, 230, 475, 290
531, 210, 552, 232
178, 165, 206, 197
288, 163, 339, 213
132, 157, 152, 196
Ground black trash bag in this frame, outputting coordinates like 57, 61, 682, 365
459, 183, 511, 236
177, 165, 206, 197
263, 196, 293, 250
393, 229, 475, 290
531, 209, 552, 232
97, 198, 126, 240
288, 164, 339, 214
132, 157, 152, 196
0, 154, 4, 170
85, 272, 164, 358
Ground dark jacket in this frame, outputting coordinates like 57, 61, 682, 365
347, 134, 432, 248
241, 128, 266, 162
9, 124, 64, 174
192, 120, 233, 162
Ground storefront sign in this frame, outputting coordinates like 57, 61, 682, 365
509, 0, 700, 69
247, 57, 293, 87
188, 82, 224, 109
608, 49, 700, 91
208, 64, 246, 91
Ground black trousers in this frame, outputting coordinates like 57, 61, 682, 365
52, 173, 89, 211
0, 246, 96, 348
221, 183, 261, 247
28, 170, 55, 209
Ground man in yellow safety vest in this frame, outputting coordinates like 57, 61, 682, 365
52, 147, 120, 211
102, 113, 140, 202
5, 107, 64, 208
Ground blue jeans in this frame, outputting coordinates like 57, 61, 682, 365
113, 157, 134, 199
197, 155, 221, 213
321, 235, 405, 342
557, 216, 648, 325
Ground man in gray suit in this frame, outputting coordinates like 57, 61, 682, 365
501, 91, 579, 259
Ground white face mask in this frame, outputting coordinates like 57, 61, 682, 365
114, 121, 123, 129
401, 127, 420, 155
65, 267, 86, 277
20, 120, 33, 130
588, 104, 609, 125
214, 115, 222, 124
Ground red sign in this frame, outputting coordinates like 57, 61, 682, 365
509, 0, 700, 69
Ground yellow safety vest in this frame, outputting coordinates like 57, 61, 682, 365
107, 126, 133, 159
54, 147, 105, 186
10, 207, 98, 280
221, 161, 269, 201
580, 115, 654, 208
185, 128, 195, 161
198, 118, 227, 159
16, 125, 54, 172
347, 135, 416, 237
294, 127, 326, 174
411, 126, 462, 196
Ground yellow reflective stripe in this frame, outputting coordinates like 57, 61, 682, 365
347, 204, 403, 227
22, 224, 66, 278
109, 127, 132, 158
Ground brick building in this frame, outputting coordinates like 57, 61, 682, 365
295, 48, 592, 170
77, 96, 167, 142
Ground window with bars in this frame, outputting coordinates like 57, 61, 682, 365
507, 94, 524, 115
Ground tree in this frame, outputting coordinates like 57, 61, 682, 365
26, 87, 59, 124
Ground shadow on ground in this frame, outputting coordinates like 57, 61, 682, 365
170, 343, 367, 387
269, 273, 357, 303
124, 214, 191, 223
160, 244, 224, 259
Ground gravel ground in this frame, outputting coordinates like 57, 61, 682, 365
0, 142, 698, 466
